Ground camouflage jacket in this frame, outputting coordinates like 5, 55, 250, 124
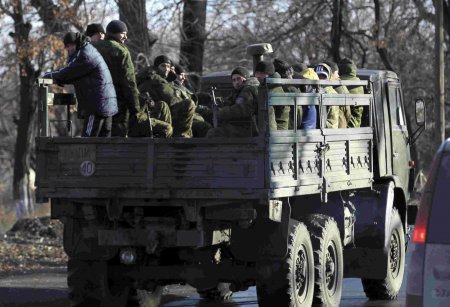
340, 63, 364, 127
218, 77, 260, 123
136, 67, 187, 107
94, 36, 140, 114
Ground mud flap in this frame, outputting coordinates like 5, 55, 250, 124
230, 201, 291, 262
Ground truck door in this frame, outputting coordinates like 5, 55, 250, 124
387, 82, 410, 191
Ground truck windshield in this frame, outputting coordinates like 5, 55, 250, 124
427, 152, 450, 244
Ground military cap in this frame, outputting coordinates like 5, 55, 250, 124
154, 55, 171, 67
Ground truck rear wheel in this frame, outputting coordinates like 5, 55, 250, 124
67, 259, 128, 307
197, 283, 233, 301
256, 222, 314, 307
362, 208, 405, 300
306, 214, 343, 306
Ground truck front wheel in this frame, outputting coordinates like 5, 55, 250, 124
256, 221, 314, 307
306, 214, 343, 306
362, 208, 405, 300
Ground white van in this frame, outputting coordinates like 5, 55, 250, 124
406, 139, 450, 306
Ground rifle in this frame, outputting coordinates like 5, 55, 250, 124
142, 92, 154, 138
211, 86, 218, 128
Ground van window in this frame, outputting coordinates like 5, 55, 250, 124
427, 152, 450, 244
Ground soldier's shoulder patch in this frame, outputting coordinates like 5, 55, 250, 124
235, 97, 246, 105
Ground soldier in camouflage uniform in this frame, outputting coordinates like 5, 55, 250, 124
94, 20, 141, 137
172, 64, 212, 137
254, 61, 289, 130
339, 58, 365, 128
274, 58, 303, 129
324, 60, 352, 128
136, 55, 195, 137
315, 63, 340, 129
206, 67, 260, 137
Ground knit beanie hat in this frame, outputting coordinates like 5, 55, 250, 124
315, 63, 332, 80
255, 60, 275, 75
292, 62, 309, 74
106, 20, 128, 34
338, 58, 356, 76
63, 32, 88, 50
174, 64, 185, 75
231, 66, 250, 79
85, 23, 105, 37
273, 58, 293, 78
154, 55, 171, 67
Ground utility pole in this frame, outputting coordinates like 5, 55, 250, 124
435, 0, 445, 146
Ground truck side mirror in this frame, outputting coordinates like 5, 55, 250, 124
415, 98, 425, 126
410, 98, 426, 144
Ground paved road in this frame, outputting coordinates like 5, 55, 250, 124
0, 249, 410, 307
0, 272, 406, 307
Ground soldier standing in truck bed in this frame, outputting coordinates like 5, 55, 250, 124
94, 20, 141, 137
315, 63, 340, 129
206, 66, 260, 137
136, 55, 195, 137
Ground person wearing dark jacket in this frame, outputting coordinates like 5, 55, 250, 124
94, 20, 141, 137
44, 32, 118, 137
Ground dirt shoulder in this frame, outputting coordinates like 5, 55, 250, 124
0, 217, 67, 276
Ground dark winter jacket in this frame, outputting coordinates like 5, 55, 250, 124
49, 38, 118, 117
94, 35, 140, 115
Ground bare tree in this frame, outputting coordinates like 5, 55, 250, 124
180, 0, 207, 74
117, 0, 158, 69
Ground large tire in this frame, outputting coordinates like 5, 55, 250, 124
362, 208, 405, 300
197, 283, 233, 301
256, 222, 314, 307
67, 259, 128, 307
306, 214, 343, 306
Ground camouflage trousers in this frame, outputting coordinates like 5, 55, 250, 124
192, 112, 212, 137
170, 99, 195, 137
111, 103, 129, 137
128, 101, 173, 138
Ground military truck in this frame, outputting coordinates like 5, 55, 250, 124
35, 43, 425, 306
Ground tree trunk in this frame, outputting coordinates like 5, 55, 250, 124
330, 0, 343, 62
180, 0, 207, 74
117, 0, 158, 72
10, 2, 39, 219
373, 0, 394, 71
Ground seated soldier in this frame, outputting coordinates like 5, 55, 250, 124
254, 60, 289, 130
294, 67, 319, 129
274, 58, 302, 129
339, 58, 364, 128
315, 63, 339, 129
206, 67, 260, 137
324, 60, 352, 128
128, 92, 173, 138
171, 64, 212, 137
136, 55, 195, 137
